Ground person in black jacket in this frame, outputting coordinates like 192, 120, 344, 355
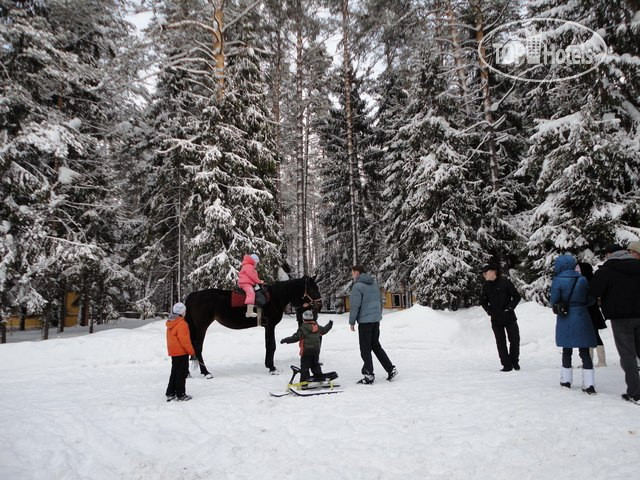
480, 263, 522, 372
577, 262, 607, 367
590, 244, 640, 404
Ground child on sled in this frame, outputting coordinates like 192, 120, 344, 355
238, 253, 264, 318
280, 308, 333, 382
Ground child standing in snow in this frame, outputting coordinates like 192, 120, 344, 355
166, 302, 195, 402
238, 253, 264, 318
280, 309, 333, 382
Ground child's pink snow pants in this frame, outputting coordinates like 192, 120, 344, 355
239, 284, 255, 305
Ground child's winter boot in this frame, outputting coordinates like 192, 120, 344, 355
246, 304, 257, 318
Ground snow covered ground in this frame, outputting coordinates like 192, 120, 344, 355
1, 303, 638, 480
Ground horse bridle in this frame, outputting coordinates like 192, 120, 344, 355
303, 277, 322, 307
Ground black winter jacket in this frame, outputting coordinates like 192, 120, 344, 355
481, 277, 521, 325
281, 319, 333, 356
589, 255, 640, 320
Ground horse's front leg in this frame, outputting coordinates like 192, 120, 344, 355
264, 324, 277, 373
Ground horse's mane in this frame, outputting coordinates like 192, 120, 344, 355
267, 277, 306, 300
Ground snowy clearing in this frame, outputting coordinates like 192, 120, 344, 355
1, 303, 638, 480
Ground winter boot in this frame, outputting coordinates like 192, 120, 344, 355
246, 304, 257, 318
387, 366, 398, 381
596, 345, 607, 367
560, 367, 573, 388
357, 374, 375, 385
582, 369, 596, 395
176, 394, 193, 401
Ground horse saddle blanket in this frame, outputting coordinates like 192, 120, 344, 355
231, 287, 270, 308
231, 289, 246, 308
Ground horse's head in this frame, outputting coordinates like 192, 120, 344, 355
301, 275, 322, 308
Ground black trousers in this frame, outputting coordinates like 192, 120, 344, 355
491, 321, 520, 368
166, 355, 189, 397
300, 352, 323, 381
562, 347, 593, 369
358, 322, 393, 376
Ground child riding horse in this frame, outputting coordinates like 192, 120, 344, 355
185, 276, 322, 377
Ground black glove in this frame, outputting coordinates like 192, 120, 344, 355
280, 338, 286, 344
327, 320, 334, 329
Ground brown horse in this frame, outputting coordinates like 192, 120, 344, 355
185, 276, 321, 377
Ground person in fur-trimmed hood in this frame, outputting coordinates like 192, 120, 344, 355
590, 244, 640, 404
280, 309, 333, 382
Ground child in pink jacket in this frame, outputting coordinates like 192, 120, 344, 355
238, 254, 263, 317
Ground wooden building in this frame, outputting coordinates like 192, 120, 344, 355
6, 292, 80, 330
341, 288, 415, 312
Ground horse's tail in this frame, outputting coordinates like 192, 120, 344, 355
184, 295, 192, 328
184, 294, 196, 351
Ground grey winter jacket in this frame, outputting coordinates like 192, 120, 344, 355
349, 273, 383, 325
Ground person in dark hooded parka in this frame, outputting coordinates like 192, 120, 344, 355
577, 262, 607, 367
550, 254, 597, 394
590, 244, 640, 404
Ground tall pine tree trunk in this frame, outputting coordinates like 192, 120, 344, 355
213, 0, 225, 97
89, 299, 95, 334
58, 282, 66, 334
342, 0, 359, 265
472, 2, 499, 190
295, 7, 307, 276
177, 177, 182, 301
80, 275, 90, 328
97, 277, 105, 326
446, 1, 471, 115
42, 307, 50, 340
302, 105, 311, 275
273, 27, 284, 223
309, 202, 321, 272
